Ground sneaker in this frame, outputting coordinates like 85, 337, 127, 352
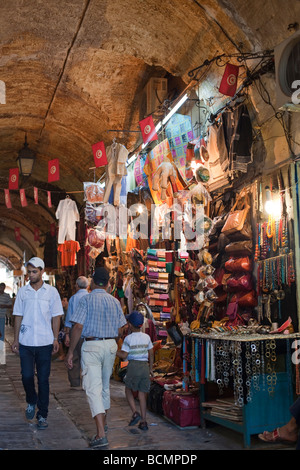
25, 404, 35, 420
37, 416, 48, 429
89, 435, 108, 448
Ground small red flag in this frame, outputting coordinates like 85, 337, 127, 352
9, 168, 19, 190
20, 189, 28, 207
4, 189, 12, 209
48, 159, 60, 182
34, 187, 39, 204
47, 191, 52, 208
34, 227, 40, 241
139, 115, 158, 145
50, 223, 56, 237
14, 227, 21, 242
219, 63, 239, 97
92, 141, 108, 167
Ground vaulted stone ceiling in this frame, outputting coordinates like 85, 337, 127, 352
0, 0, 299, 269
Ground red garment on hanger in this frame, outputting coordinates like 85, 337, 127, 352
58, 240, 80, 266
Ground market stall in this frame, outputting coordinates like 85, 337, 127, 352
55, 93, 300, 446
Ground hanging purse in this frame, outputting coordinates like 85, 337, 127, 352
226, 273, 253, 291
225, 257, 252, 272
221, 191, 250, 237
226, 301, 239, 320
238, 290, 258, 308
225, 240, 253, 255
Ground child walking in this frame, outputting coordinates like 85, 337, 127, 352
117, 311, 153, 430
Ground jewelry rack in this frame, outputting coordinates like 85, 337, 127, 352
188, 333, 298, 448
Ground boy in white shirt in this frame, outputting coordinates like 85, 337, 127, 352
117, 311, 153, 430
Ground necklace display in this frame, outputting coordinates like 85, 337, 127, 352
213, 338, 278, 407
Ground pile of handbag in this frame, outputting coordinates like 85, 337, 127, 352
209, 189, 257, 326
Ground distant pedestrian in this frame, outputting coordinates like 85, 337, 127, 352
65, 267, 126, 448
11, 257, 63, 429
64, 276, 89, 389
0, 282, 12, 350
117, 311, 153, 431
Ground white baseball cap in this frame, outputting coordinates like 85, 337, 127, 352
26, 257, 45, 269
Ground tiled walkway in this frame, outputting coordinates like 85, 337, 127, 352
0, 326, 295, 452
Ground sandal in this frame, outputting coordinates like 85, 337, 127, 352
258, 428, 297, 444
138, 421, 148, 431
129, 412, 141, 426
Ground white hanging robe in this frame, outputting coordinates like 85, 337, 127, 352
55, 198, 80, 244
103, 142, 128, 205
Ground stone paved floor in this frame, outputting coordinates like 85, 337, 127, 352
0, 326, 296, 454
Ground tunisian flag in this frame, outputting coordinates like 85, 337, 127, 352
219, 63, 239, 97
139, 115, 158, 145
92, 141, 108, 167
48, 159, 60, 182
9, 168, 19, 190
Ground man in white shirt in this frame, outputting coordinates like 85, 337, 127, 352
11, 257, 63, 429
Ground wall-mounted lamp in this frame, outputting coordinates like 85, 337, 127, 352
16, 134, 36, 177
265, 186, 282, 219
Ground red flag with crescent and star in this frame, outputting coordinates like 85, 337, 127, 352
48, 159, 60, 182
92, 141, 108, 167
9, 168, 19, 190
139, 115, 158, 145
219, 63, 239, 97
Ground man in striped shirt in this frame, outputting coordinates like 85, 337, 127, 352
65, 267, 126, 448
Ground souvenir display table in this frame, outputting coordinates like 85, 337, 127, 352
189, 331, 300, 448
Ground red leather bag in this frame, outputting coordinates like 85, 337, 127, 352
226, 273, 253, 291
231, 290, 258, 307
225, 257, 252, 272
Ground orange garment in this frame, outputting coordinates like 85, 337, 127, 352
58, 240, 80, 266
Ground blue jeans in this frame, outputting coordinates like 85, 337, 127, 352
19, 343, 53, 419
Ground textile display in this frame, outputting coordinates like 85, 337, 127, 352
165, 113, 194, 179
143, 139, 184, 205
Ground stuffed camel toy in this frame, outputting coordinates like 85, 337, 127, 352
152, 160, 179, 201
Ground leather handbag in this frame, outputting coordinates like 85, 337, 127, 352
225, 240, 253, 255
225, 257, 252, 272
221, 191, 250, 237
234, 290, 258, 308
226, 273, 253, 291
226, 301, 239, 320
